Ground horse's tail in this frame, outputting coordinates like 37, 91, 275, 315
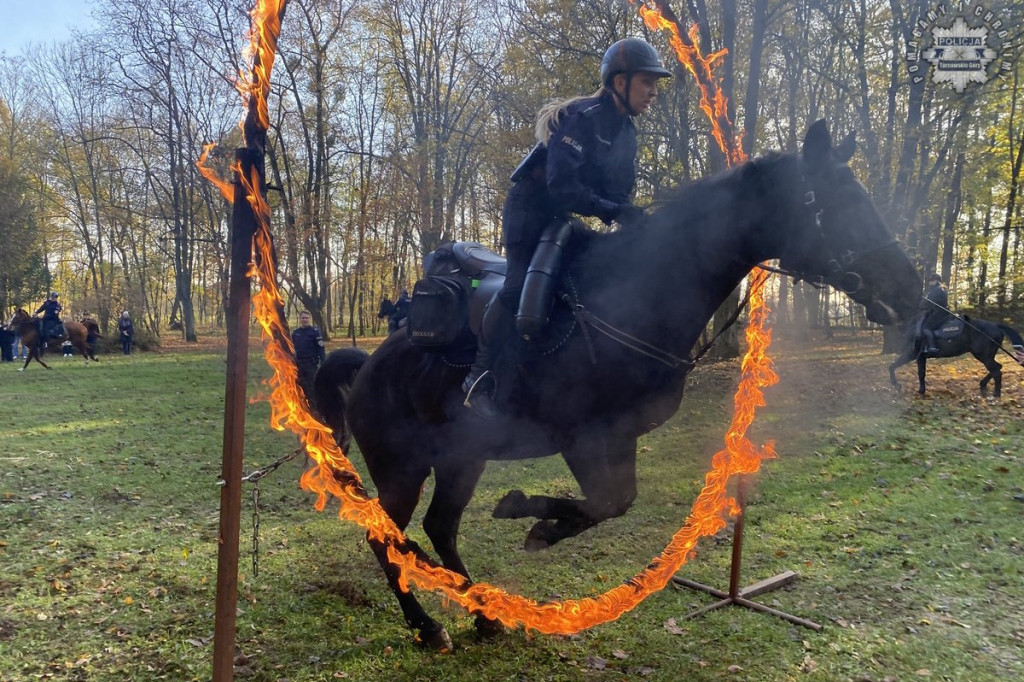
313, 347, 370, 451
998, 324, 1024, 365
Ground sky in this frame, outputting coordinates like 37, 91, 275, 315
0, 1, 97, 55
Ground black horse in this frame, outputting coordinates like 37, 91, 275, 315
889, 314, 1024, 397
314, 121, 922, 649
377, 297, 398, 333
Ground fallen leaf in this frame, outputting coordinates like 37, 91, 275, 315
611, 649, 629, 660
663, 618, 685, 635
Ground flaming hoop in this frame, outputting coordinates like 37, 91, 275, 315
205, 0, 793, 659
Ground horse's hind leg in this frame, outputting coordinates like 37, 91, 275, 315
423, 460, 503, 637
974, 353, 1002, 397
365, 461, 452, 650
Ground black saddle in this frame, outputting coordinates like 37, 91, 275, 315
410, 242, 507, 347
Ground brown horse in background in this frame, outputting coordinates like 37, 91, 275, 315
7, 308, 100, 370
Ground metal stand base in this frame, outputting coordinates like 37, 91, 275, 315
672, 477, 822, 631
672, 570, 821, 630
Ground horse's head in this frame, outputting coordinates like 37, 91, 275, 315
80, 317, 100, 334
8, 308, 30, 330
776, 120, 921, 325
377, 297, 395, 319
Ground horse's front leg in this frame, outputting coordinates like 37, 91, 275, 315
422, 460, 504, 637
888, 348, 915, 393
366, 461, 452, 651
917, 355, 927, 395
19, 348, 49, 371
497, 432, 638, 552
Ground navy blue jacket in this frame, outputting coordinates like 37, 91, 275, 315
292, 325, 325, 364
545, 91, 637, 222
36, 299, 62, 321
920, 284, 948, 328
505, 91, 637, 246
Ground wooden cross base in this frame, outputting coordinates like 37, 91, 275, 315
672, 476, 822, 631
672, 570, 821, 631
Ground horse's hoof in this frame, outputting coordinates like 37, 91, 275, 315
416, 625, 453, 652
492, 490, 527, 519
524, 520, 557, 552
474, 614, 505, 638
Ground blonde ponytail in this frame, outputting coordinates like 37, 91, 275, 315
534, 87, 606, 144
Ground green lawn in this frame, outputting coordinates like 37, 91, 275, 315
1, 332, 1022, 681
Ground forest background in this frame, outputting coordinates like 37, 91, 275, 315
1, 0, 1022, 348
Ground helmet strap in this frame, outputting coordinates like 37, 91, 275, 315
609, 72, 638, 116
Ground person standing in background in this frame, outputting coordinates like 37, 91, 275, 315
291, 310, 326, 409
118, 311, 135, 354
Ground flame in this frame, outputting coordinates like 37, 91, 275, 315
636, 0, 745, 166
197, 143, 235, 202
201, 0, 779, 636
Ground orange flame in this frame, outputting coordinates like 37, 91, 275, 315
637, 1, 745, 166
201, 0, 779, 637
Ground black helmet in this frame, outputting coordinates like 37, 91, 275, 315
928, 273, 942, 284
600, 38, 672, 85
50, 292, 59, 298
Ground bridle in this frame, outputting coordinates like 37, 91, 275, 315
774, 171, 899, 300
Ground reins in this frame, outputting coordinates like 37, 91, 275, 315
560, 273, 753, 371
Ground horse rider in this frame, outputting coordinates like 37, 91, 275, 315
461, 37, 672, 418
391, 289, 411, 332
917, 273, 948, 354
34, 292, 65, 350
291, 310, 326, 408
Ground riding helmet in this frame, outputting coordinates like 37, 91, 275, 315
600, 38, 672, 85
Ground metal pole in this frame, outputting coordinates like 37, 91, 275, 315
212, 150, 260, 682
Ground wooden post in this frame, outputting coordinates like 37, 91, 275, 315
212, 149, 261, 682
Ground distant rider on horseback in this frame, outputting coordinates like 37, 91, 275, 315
462, 37, 672, 418
34, 292, 65, 350
917, 274, 948, 354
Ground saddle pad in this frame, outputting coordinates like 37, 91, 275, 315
935, 318, 964, 339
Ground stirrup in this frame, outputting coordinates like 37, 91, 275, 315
462, 370, 499, 419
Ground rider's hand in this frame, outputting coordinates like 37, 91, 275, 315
614, 203, 646, 228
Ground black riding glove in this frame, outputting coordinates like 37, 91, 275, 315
613, 203, 646, 228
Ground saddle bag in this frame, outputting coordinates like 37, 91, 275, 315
407, 276, 470, 348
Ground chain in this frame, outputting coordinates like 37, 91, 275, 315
216, 446, 306, 579
251, 483, 261, 578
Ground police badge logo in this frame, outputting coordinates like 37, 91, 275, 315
906, 1, 1013, 93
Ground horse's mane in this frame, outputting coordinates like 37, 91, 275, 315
569, 150, 795, 256
656, 151, 789, 208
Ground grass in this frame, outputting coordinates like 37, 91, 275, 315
0, 331, 1022, 681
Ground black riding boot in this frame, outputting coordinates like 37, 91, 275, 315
922, 328, 939, 354
462, 298, 514, 419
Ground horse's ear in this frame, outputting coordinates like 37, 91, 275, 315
835, 131, 857, 163
802, 119, 832, 168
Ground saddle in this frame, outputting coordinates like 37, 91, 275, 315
408, 224, 574, 351
408, 242, 507, 348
